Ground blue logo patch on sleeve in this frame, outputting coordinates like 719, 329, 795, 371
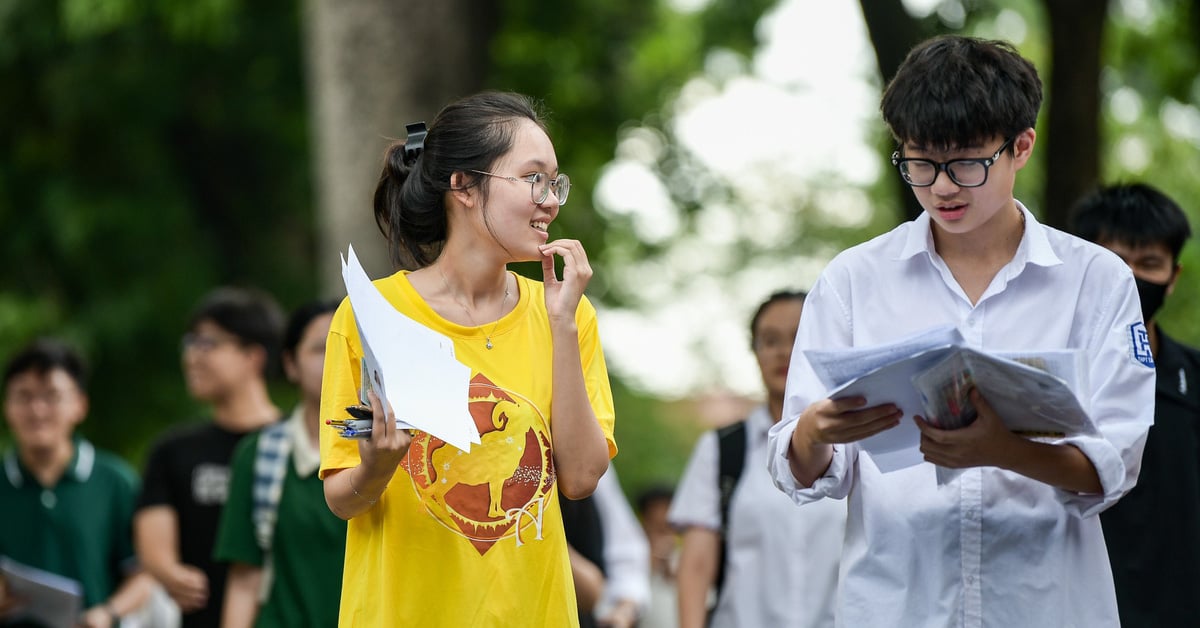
1130, 322, 1155, 368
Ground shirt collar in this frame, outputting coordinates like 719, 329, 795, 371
286, 406, 321, 478
3, 437, 95, 488
894, 201, 1062, 269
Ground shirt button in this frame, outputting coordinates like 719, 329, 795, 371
41, 490, 57, 509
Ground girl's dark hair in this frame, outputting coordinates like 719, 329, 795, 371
282, 299, 340, 358
881, 35, 1042, 151
373, 91, 547, 269
749, 290, 807, 348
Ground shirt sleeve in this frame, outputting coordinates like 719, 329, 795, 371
212, 434, 265, 567
110, 456, 141, 573
594, 466, 650, 614
667, 430, 721, 530
319, 299, 366, 480
136, 436, 175, 511
577, 296, 617, 458
1058, 267, 1156, 517
766, 274, 858, 503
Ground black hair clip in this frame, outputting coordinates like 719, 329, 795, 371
403, 121, 427, 166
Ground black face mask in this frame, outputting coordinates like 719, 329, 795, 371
1135, 276, 1170, 323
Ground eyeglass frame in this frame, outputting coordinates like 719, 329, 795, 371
890, 136, 1016, 188
468, 169, 570, 206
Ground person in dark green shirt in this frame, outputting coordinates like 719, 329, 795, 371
214, 300, 346, 627
0, 339, 154, 627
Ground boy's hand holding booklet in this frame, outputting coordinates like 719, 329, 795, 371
803, 325, 1096, 473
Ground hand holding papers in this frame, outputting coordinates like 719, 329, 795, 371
335, 245, 481, 452
804, 325, 1094, 472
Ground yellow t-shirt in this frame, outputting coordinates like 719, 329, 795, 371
319, 270, 616, 628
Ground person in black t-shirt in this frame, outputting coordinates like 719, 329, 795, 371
1071, 183, 1200, 627
134, 287, 283, 628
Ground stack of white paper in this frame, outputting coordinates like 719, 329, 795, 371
802, 325, 1092, 473
340, 245, 480, 452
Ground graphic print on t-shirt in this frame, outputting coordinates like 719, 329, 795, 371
192, 463, 231, 506
401, 372, 555, 555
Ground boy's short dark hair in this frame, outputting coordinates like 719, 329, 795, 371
3, 338, 88, 392
1070, 183, 1193, 262
188, 286, 284, 376
881, 35, 1043, 151
282, 299, 340, 358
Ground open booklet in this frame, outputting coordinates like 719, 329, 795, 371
803, 325, 1094, 473
329, 245, 481, 452
0, 556, 83, 628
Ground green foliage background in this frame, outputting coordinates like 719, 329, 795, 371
2, 0, 1199, 498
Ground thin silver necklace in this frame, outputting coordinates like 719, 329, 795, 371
438, 269, 510, 349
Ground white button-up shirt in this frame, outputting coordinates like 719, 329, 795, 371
672, 405, 846, 628
767, 204, 1155, 628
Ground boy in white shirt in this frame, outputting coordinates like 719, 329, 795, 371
766, 35, 1155, 627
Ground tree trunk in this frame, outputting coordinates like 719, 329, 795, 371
302, 0, 498, 295
857, 0, 929, 222
1041, 0, 1108, 228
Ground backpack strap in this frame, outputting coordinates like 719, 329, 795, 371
713, 420, 747, 608
252, 421, 292, 553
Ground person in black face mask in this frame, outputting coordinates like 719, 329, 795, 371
1070, 182, 1199, 628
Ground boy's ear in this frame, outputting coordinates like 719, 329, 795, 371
1167, 263, 1182, 296
1012, 128, 1037, 167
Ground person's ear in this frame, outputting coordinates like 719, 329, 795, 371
1167, 262, 1182, 296
244, 344, 268, 377
449, 172, 477, 210
1011, 128, 1037, 169
73, 393, 89, 428
282, 351, 299, 384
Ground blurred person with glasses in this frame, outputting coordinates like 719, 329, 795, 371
135, 287, 284, 628
670, 291, 844, 628
319, 91, 614, 627
767, 36, 1153, 628
214, 299, 346, 628
0, 339, 157, 628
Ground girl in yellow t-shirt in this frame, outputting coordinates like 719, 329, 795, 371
318, 91, 616, 627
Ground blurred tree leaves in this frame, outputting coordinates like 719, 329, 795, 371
0, 0, 313, 461
4, 0, 1200, 495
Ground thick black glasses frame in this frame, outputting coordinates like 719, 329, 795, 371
891, 137, 1015, 188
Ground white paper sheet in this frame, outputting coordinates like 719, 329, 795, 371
0, 556, 83, 628
805, 326, 1092, 473
341, 245, 480, 452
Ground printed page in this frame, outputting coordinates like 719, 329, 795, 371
803, 324, 964, 390
959, 349, 1095, 437
911, 347, 1095, 439
824, 344, 961, 472
340, 245, 480, 452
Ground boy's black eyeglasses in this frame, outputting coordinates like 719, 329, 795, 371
469, 170, 570, 205
891, 137, 1015, 188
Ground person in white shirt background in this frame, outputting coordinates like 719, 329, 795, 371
766, 35, 1154, 628
669, 290, 845, 628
